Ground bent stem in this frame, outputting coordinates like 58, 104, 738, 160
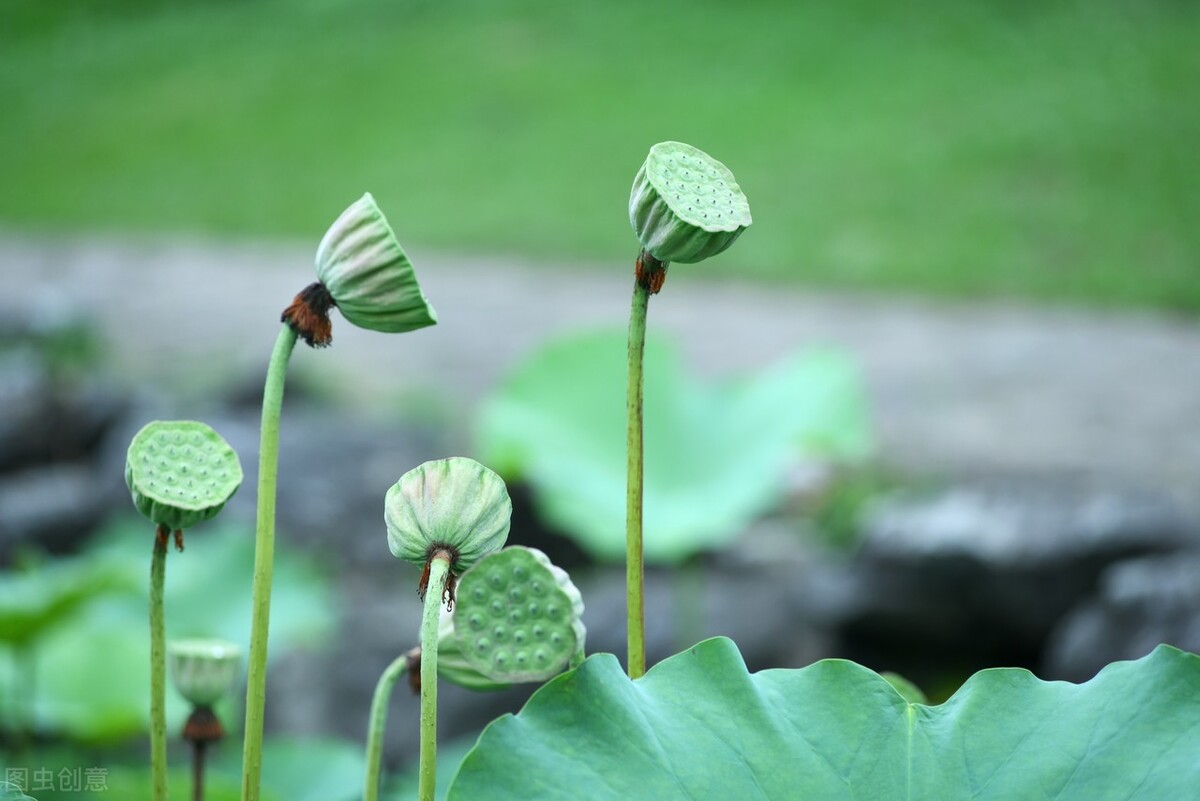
150, 525, 169, 801
419, 554, 453, 801
241, 324, 298, 801
363, 649, 416, 801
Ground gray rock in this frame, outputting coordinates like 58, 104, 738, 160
1044, 551, 1200, 681
839, 477, 1198, 674
0, 464, 121, 560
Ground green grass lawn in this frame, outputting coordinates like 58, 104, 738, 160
2, 0, 1197, 310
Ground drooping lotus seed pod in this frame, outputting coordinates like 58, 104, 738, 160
125, 421, 243, 531
385, 458, 511, 597
629, 141, 752, 265
454, 546, 585, 683
315, 192, 438, 334
168, 639, 242, 707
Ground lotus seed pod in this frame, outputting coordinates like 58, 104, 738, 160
385, 457, 510, 574
168, 638, 242, 707
436, 609, 511, 692
629, 141, 752, 264
455, 546, 585, 683
315, 192, 438, 334
125, 421, 243, 531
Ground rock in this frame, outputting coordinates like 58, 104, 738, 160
838, 477, 1198, 680
1044, 551, 1200, 681
0, 464, 121, 560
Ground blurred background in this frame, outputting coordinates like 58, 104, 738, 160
2, 0, 1199, 798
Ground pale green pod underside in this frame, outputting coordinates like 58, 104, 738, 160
168, 638, 242, 707
437, 610, 512, 692
315, 192, 438, 334
125, 420, 243, 531
629, 141, 752, 264
455, 546, 584, 683
384, 457, 511, 572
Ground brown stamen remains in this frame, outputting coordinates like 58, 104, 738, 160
173, 529, 185, 552
635, 251, 668, 294
416, 544, 461, 611
182, 705, 224, 744
281, 282, 336, 348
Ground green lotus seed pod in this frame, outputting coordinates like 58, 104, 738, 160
629, 141, 752, 264
125, 421, 243, 531
454, 546, 585, 683
168, 638, 242, 707
436, 609, 511, 692
315, 192, 438, 334
385, 457, 510, 574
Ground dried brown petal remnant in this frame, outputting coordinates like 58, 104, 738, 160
182, 705, 224, 744
281, 282, 336, 348
635, 251, 668, 294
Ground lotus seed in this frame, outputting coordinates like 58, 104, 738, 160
551, 632, 563, 646
468, 613, 484, 630
472, 587, 486, 601
508, 587, 525, 603
527, 602, 540, 617
514, 629, 527, 645
475, 638, 491, 653
530, 581, 544, 596
490, 600, 504, 616
515, 652, 528, 666
546, 604, 560, 618
492, 625, 508, 642
534, 649, 548, 663
493, 651, 510, 668
533, 624, 545, 638
509, 609, 524, 624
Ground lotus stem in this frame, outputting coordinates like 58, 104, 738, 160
363, 649, 417, 801
626, 251, 666, 679
419, 553, 453, 801
241, 324, 298, 801
150, 525, 169, 801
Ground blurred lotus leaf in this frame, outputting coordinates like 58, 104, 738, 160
0, 518, 334, 742
477, 329, 871, 563
0, 557, 134, 646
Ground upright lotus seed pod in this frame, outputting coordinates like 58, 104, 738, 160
126, 421, 243, 534
169, 639, 242, 708
169, 639, 242, 801
244, 194, 437, 801
455, 546, 585, 683
125, 420, 242, 801
385, 457, 511, 603
629, 141, 752, 268
624, 141, 751, 679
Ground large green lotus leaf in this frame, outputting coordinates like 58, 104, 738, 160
448, 637, 1200, 800
477, 329, 870, 563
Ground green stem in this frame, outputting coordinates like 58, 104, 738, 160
362, 652, 413, 801
419, 554, 452, 801
150, 527, 169, 801
241, 324, 298, 801
626, 272, 650, 679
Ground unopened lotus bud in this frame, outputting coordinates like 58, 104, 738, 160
385, 458, 511, 601
125, 421, 243, 532
454, 546, 585, 683
315, 192, 438, 334
168, 639, 242, 707
629, 141, 752, 265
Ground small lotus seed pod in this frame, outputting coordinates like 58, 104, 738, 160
629, 141, 752, 265
125, 421, 243, 531
168, 638, 242, 707
454, 546, 585, 683
315, 192, 438, 335
385, 457, 511, 579
436, 609, 511, 692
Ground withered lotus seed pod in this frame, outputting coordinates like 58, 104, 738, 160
385, 457, 511, 583
125, 421, 243, 532
454, 546, 585, 683
168, 639, 242, 707
629, 141, 752, 264
315, 192, 438, 334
